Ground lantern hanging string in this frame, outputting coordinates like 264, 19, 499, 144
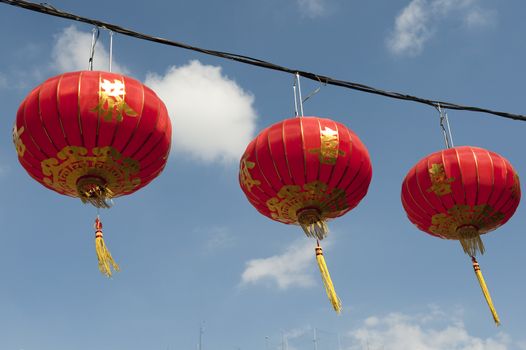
88, 26, 99, 71
293, 73, 304, 117
2, 0, 526, 122
436, 103, 455, 149
109, 30, 114, 72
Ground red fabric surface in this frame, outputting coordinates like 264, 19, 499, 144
401, 146, 521, 239
239, 116, 372, 225
14, 71, 172, 198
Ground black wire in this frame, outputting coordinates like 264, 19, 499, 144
2, 0, 525, 121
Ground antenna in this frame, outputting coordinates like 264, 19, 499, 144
198, 322, 205, 350
281, 331, 288, 350
313, 328, 318, 350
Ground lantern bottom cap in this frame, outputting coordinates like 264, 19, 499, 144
297, 208, 329, 240
77, 175, 113, 208
457, 225, 485, 256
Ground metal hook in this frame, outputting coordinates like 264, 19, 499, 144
293, 73, 326, 117
435, 103, 455, 149
302, 75, 325, 104
88, 27, 100, 71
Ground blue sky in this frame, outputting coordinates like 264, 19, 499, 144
0, 0, 525, 349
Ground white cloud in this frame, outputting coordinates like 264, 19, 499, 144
464, 7, 497, 29
387, 0, 496, 56
145, 60, 257, 163
240, 239, 316, 289
347, 308, 512, 350
51, 26, 128, 73
387, 0, 432, 56
297, 0, 327, 18
199, 226, 236, 253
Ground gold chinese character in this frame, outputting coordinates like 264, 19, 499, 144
240, 156, 261, 192
427, 163, 455, 196
12, 124, 26, 157
309, 126, 345, 165
92, 79, 138, 122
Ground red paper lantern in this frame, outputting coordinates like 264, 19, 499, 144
239, 116, 372, 312
401, 146, 520, 324
13, 71, 172, 276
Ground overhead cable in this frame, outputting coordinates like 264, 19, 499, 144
1, 0, 525, 121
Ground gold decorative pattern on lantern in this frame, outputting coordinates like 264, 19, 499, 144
309, 126, 345, 165
41, 145, 141, 198
266, 181, 348, 224
511, 172, 521, 199
12, 124, 26, 157
427, 163, 455, 196
429, 204, 505, 239
240, 156, 261, 193
92, 78, 138, 122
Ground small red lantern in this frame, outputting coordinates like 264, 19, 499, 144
13, 71, 172, 276
401, 146, 520, 324
239, 116, 372, 312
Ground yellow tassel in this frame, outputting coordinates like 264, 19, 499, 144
94, 217, 119, 277
472, 256, 500, 326
315, 243, 342, 313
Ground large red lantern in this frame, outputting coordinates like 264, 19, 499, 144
401, 146, 520, 324
239, 116, 372, 312
13, 70, 172, 276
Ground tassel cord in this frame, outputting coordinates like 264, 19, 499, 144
471, 256, 500, 326
94, 216, 120, 277
315, 241, 342, 313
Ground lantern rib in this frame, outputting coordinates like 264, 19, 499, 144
454, 148, 467, 208
23, 91, 53, 160
94, 72, 102, 147
489, 155, 508, 211
333, 128, 353, 190
129, 119, 156, 159
413, 162, 440, 221
341, 154, 365, 201
55, 75, 70, 146
334, 135, 356, 190
135, 125, 167, 164
281, 121, 295, 186
254, 133, 278, 194
1, 0, 525, 122
425, 156, 447, 213
299, 119, 309, 185
116, 82, 146, 154
413, 163, 440, 217
490, 157, 513, 221
77, 72, 86, 149
438, 149, 458, 217
37, 83, 61, 155
344, 174, 370, 211
266, 129, 285, 188
471, 148, 481, 207
324, 121, 340, 189
485, 149, 497, 210
403, 176, 431, 226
